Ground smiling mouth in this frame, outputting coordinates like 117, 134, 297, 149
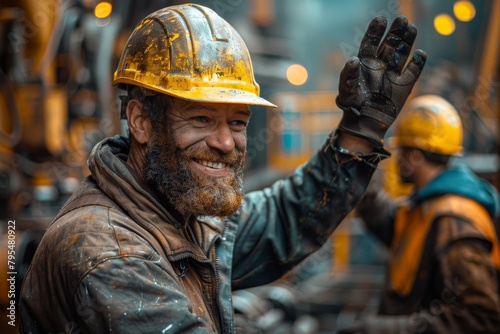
195, 159, 228, 169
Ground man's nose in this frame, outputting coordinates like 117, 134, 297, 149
206, 124, 236, 153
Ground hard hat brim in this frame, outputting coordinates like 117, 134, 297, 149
114, 78, 277, 108
175, 86, 278, 108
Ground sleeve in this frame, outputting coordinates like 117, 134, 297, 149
355, 182, 397, 248
73, 256, 215, 333
230, 134, 379, 289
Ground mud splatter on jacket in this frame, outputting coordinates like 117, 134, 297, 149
20, 134, 376, 333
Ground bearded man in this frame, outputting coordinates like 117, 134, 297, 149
19, 4, 426, 333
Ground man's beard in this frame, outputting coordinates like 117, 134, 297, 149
143, 131, 245, 217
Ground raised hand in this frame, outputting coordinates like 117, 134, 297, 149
336, 16, 427, 151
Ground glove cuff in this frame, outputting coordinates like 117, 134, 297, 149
324, 130, 390, 168
337, 109, 392, 155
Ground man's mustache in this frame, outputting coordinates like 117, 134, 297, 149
183, 147, 245, 167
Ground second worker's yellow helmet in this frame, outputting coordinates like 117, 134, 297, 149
395, 95, 463, 156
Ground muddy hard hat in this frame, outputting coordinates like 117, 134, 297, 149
113, 3, 277, 108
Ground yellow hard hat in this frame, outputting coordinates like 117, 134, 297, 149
113, 3, 276, 108
395, 95, 463, 155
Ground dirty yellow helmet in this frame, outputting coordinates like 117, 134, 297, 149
395, 95, 463, 155
113, 3, 276, 108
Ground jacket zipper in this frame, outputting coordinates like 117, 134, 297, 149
170, 241, 225, 333
210, 236, 225, 333
178, 258, 188, 278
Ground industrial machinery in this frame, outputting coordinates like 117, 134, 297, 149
0, 1, 129, 332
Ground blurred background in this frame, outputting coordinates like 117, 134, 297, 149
0, 0, 498, 332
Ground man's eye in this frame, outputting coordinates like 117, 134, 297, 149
192, 116, 210, 123
231, 120, 248, 130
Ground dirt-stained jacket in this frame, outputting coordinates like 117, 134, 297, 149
357, 164, 500, 334
19, 134, 376, 333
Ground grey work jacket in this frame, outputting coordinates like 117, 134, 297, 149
19, 134, 376, 333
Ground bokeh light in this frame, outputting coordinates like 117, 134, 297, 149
454, 1, 476, 22
434, 14, 455, 36
94, 2, 113, 19
286, 64, 308, 86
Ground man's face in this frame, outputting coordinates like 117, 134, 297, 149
397, 147, 424, 184
143, 97, 251, 217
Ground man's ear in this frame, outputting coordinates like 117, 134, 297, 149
126, 99, 151, 145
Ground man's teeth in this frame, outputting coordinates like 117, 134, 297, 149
197, 159, 227, 169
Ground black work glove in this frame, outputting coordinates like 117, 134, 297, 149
336, 16, 427, 151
